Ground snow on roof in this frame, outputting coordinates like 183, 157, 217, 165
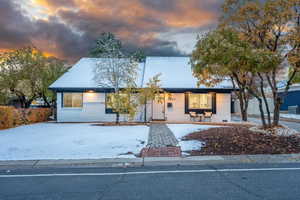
49, 58, 144, 88
143, 57, 232, 89
279, 83, 300, 92
50, 57, 233, 89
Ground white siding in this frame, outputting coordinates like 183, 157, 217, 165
164, 93, 189, 121
57, 92, 231, 123
57, 92, 116, 122
212, 93, 231, 122
155, 93, 231, 122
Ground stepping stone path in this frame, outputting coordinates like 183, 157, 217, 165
140, 124, 181, 157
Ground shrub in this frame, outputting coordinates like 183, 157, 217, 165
24, 108, 52, 123
0, 107, 52, 130
0, 106, 15, 129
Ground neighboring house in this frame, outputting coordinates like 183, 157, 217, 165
233, 84, 300, 116
49, 57, 234, 122
234, 97, 274, 116
279, 84, 300, 112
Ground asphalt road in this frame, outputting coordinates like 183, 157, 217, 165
1, 163, 300, 200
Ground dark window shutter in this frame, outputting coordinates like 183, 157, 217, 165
61, 92, 64, 108
212, 93, 216, 114
184, 93, 189, 114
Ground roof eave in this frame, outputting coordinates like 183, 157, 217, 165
49, 87, 235, 93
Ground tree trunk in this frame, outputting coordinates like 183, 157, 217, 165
241, 90, 249, 121
116, 112, 120, 124
230, 76, 248, 121
273, 96, 281, 126
272, 68, 299, 126
247, 87, 267, 129
265, 71, 281, 128
241, 108, 248, 121
261, 93, 271, 127
144, 98, 147, 123
258, 73, 271, 127
19, 99, 25, 108
115, 88, 120, 124
238, 93, 248, 121
24, 100, 33, 108
257, 97, 267, 129
42, 94, 51, 107
17, 95, 27, 108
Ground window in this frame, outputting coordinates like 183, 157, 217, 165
63, 93, 83, 108
105, 93, 114, 112
105, 93, 129, 114
188, 93, 212, 109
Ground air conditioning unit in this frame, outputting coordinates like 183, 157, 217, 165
288, 105, 300, 114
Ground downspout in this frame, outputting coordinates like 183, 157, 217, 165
140, 61, 146, 88
140, 61, 147, 122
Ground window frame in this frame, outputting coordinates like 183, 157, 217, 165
185, 92, 216, 114
105, 93, 115, 114
61, 92, 83, 108
188, 93, 212, 109
105, 93, 130, 114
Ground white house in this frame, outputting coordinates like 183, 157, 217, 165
50, 57, 234, 122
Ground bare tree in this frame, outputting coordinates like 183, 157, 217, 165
92, 33, 139, 123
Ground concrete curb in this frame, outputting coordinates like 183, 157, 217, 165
1, 154, 300, 169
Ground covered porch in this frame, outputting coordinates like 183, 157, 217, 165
150, 89, 232, 123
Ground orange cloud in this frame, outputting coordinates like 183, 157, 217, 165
31, 0, 218, 29
0, 49, 11, 53
32, 0, 49, 7
3, 0, 221, 62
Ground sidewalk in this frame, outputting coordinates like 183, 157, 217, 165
2, 154, 300, 170
232, 115, 300, 132
233, 113, 300, 123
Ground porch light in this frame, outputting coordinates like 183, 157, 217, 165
87, 90, 95, 93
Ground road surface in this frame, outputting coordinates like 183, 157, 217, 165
1, 163, 300, 200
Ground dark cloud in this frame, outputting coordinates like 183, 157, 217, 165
47, 0, 75, 7
139, 0, 177, 11
123, 39, 180, 56
139, 0, 223, 14
0, 0, 222, 62
0, 1, 90, 61
0, 0, 32, 48
32, 18, 92, 60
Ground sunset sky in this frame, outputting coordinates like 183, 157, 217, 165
1, 0, 223, 62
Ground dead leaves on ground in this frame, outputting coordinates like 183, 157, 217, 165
184, 126, 300, 155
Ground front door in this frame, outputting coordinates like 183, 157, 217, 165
152, 94, 165, 120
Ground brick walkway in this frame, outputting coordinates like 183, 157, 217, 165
147, 124, 178, 148
141, 124, 181, 157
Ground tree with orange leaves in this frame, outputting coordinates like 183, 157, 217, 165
221, 0, 300, 127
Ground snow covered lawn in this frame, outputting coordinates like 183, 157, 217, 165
0, 123, 149, 161
167, 124, 220, 154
